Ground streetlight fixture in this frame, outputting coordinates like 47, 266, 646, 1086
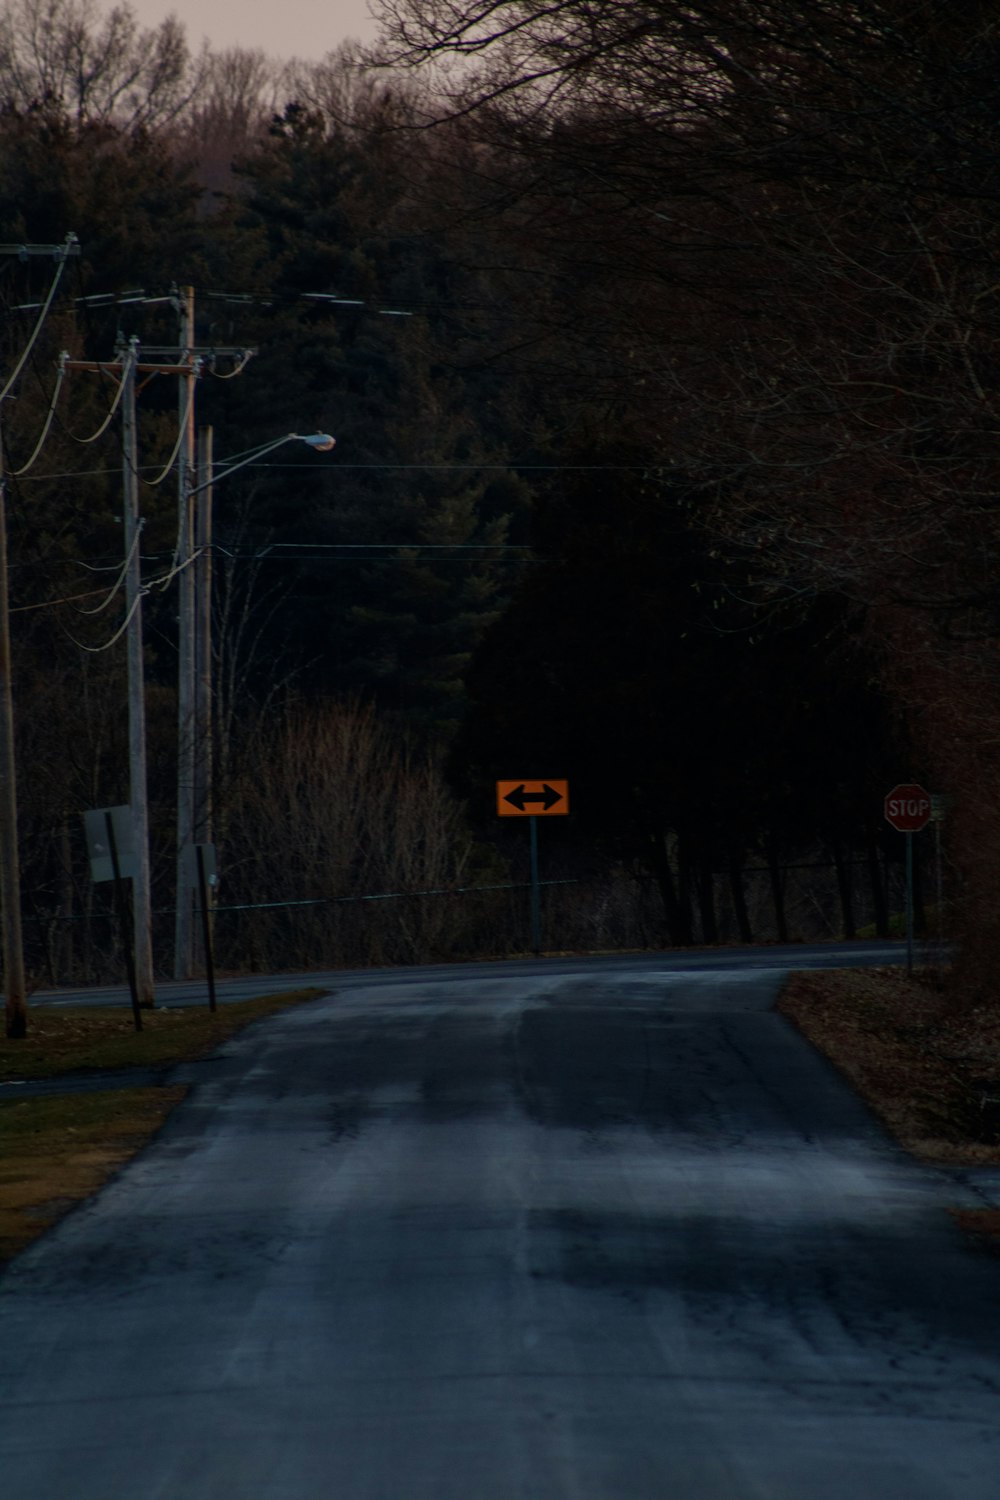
194, 432, 337, 492
173, 430, 337, 978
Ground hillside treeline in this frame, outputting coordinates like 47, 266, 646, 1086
0, 0, 975, 986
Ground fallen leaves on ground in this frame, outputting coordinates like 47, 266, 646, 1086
779, 966, 1000, 1247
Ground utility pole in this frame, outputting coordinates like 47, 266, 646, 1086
192, 425, 214, 968
65, 337, 197, 1004
0, 412, 26, 1036
174, 286, 197, 978
120, 337, 156, 1008
1, 234, 79, 1039
156, 292, 253, 980
194, 425, 214, 850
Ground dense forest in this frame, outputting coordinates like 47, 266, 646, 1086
3, 0, 992, 1018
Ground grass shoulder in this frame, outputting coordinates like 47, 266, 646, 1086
1, 988, 328, 1081
0, 988, 327, 1267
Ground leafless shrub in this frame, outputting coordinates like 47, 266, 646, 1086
215, 697, 478, 968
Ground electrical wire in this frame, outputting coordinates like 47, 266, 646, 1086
66, 589, 143, 652
74, 522, 143, 616
9, 585, 123, 614
13, 461, 666, 482
146, 545, 204, 593
205, 351, 254, 380
141, 361, 199, 487
67, 362, 128, 445
0, 239, 73, 402
10, 359, 66, 475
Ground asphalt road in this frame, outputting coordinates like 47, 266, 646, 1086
24, 938, 927, 1011
2, 952, 1000, 1498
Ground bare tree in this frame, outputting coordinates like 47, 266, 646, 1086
368, 0, 1000, 996
219, 698, 477, 968
177, 45, 281, 192
0, 0, 202, 128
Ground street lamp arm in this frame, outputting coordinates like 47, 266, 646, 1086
187, 431, 336, 497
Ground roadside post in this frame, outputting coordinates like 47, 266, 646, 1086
82, 806, 143, 1031
883, 784, 932, 974
191, 844, 218, 1013
496, 780, 570, 954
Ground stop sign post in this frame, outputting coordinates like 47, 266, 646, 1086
884, 783, 931, 971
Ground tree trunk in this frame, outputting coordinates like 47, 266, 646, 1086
766, 840, 789, 943
647, 833, 693, 945
912, 834, 927, 937
697, 864, 718, 945
729, 852, 753, 943
57, 820, 74, 982
677, 835, 696, 943
830, 837, 856, 938
866, 824, 890, 938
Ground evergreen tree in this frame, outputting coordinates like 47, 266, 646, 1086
202, 93, 531, 734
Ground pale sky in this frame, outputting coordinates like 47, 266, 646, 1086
126, 0, 381, 62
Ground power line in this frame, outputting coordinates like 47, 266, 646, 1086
9, 359, 66, 476
14, 461, 667, 484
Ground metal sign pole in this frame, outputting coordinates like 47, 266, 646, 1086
105, 811, 142, 1032
905, 831, 914, 976
494, 778, 569, 957
195, 844, 217, 1013
529, 816, 542, 955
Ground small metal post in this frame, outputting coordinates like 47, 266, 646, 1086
195, 844, 217, 1013
529, 816, 541, 955
905, 831, 914, 975
106, 811, 142, 1032
934, 817, 944, 957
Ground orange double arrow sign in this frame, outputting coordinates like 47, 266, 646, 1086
496, 779, 569, 816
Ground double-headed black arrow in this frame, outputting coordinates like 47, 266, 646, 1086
503, 783, 564, 812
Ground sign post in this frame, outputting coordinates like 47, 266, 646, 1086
496, 780, 570, 954
82, 806, 142, 1030
529, 817, 542, 954
884, 783, 932, 974
194, 845, 218, 1014
183, 843, 219, 1013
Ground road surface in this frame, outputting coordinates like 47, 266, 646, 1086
2, 952, 999, 1497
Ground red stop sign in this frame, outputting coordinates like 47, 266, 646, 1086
884, 783, 931, 832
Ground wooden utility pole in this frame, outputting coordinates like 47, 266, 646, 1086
65, 333, 232, 1000
68, 339, 194, 1007
156, 298, 253, 979
194, 425, 214, 851
0, 416, 26, 1036
189, 425, 214, 970
174, 286, 197, 978
1, 234, 79, 1038
120, 338, 156, 1008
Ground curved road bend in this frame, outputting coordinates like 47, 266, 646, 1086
2, 955, 999, 1498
